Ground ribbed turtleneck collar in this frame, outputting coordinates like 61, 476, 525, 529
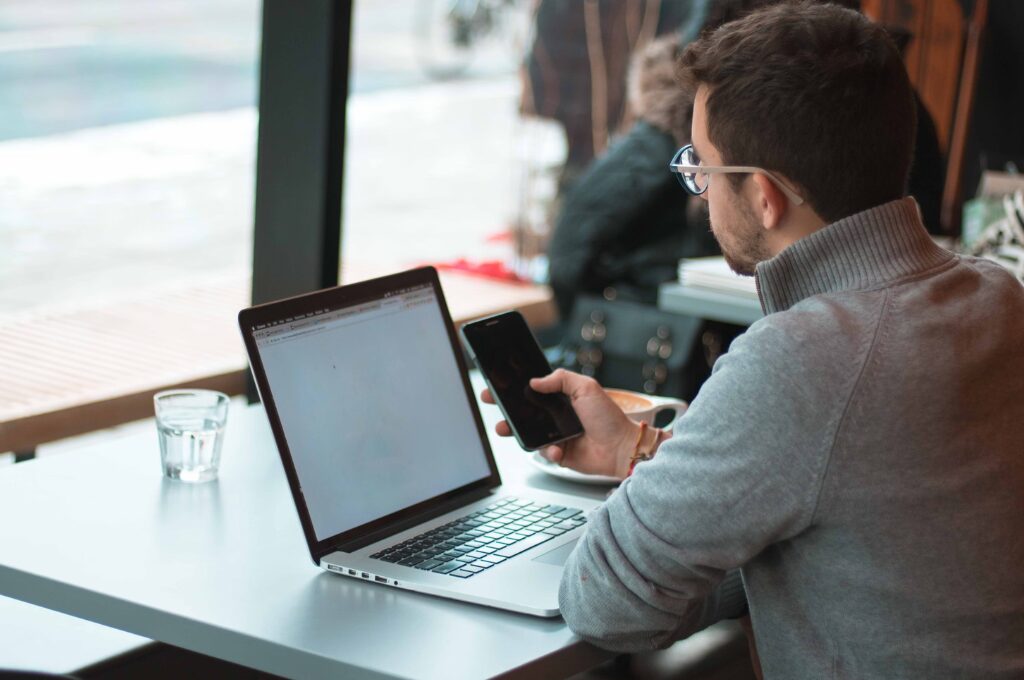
754, 197, 955, 314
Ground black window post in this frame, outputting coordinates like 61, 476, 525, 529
252, 0, 352, 304
249, 0, 353, 401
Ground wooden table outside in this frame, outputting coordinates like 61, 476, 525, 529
0, 269, 555, 455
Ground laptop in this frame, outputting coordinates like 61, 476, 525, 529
238, 266, 600, 617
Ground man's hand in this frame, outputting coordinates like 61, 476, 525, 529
481, 369, 639, 479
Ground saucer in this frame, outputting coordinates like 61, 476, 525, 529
529, 452, 621, 486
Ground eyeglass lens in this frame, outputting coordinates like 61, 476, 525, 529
673, 145, 707, 195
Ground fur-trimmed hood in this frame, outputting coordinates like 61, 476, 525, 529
628, 33, 694, 144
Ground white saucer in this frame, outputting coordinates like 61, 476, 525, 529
529, 452, 621, 486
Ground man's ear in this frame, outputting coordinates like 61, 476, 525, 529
750, 173, 787, 231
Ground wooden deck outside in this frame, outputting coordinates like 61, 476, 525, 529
0, 271, 555, 454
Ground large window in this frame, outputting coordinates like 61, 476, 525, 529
341, 0, 704, 307
0, 0, 261, 315
0, 0, 261, 461
343, 0, 562, 282
1, 0, 696, 461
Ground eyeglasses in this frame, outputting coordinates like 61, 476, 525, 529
669, 144, 805, 206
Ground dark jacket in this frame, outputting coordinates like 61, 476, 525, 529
547, 120, 719, 319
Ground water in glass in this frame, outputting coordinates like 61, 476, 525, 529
157, 412, 225, 482
154, 389, 229, 482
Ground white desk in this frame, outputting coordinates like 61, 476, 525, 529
0, 594, 149, 674
0, 391, 614, 679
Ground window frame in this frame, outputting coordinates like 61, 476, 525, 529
252, 0, 353, 304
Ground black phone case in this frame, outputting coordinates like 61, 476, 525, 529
460, 313, 583, 451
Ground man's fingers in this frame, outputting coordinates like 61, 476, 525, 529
531, 369, 600, 403
480, 388, 495, 404
495, 421, 512, 437
529, 369, 565, 394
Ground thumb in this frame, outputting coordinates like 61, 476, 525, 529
539, 445, 564, 464
530, 368, 575, 394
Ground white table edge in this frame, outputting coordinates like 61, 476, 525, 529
0, 561, 392, 680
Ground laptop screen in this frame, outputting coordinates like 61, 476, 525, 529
251, 282, 492, 543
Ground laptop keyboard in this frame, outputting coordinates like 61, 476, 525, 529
369, 497, 587, 579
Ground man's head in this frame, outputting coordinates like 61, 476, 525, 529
677, 1, 916, 274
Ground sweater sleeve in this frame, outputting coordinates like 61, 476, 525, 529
558, 312, 860, 651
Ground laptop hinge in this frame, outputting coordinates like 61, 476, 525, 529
324, 486, 496, 557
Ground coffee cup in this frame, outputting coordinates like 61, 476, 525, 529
604, 388, 687, 428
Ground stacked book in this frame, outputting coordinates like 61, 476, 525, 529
677, 256, 759, 299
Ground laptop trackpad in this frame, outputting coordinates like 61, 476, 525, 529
531, 539, 579, 566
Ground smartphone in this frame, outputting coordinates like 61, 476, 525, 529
461, 311, 584, 451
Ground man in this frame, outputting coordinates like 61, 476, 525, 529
484, 3, 1024, 677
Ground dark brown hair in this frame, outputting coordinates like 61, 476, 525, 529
701, 0, 860, 33
678, 1, 916, 222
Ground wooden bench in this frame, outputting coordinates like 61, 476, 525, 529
0, 271, 555, 457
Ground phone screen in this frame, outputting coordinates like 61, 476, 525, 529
462, 312, 584, 450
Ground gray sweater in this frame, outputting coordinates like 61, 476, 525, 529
560, 198, 1024, 679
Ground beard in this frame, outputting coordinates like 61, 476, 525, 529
712, 191, 771, 276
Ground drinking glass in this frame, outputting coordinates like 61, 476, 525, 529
154, 389, 229, 482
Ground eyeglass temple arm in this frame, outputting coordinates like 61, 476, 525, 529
669, 163, 805, 206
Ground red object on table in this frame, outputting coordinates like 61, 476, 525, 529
428, 258, 529, 284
